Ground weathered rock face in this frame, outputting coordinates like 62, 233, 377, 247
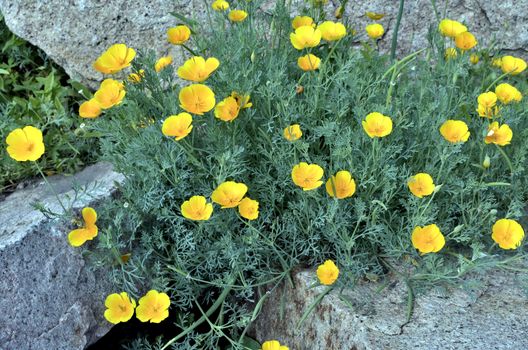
0, 0, 526, 89
0, 162, 124, 350
251, 268, 528, 350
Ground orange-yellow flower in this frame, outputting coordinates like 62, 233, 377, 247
167, 25, 191, 45
316, 260, 339, 285
291, 162, 324, 191
155, 56, 173, 72
408, 173, 435, 198
177, 56, 220, 82
297, 54, 321, 71
238, 197, 259, 220
94, 79, 125, 109
317, 21, 347, 41
162, 113, 193, 141
283, 124, 302, 141
477, 92, 498, 110
292, 16, 314, 29
411, 224, 445, 254
476, 104, 499, 119
290, 26, 321, 50
179, 84, 216, 115
93, 43, 136, 74
445, 48, 457, 60
454, 31, 477, 51
231, 91, 252, 109
495, 83, 522, 104
127, 69, 145, 83
211, 181, 248, 208
325, 170, 356, 199
500, 55, 527, 75
262, 340, 289, 350
181, 196, 213, 221
212, 0, 229, 11
362, 112, 392, 138
104, 292, 136, 324
136, 290, 170, 323
228, 10, 248, 22
6, 125, 45, 162
492, 57, 503, 68
365, 23, 384, 39
492, 218, 525, 250
438, 19, 467, 38
214, 96, 239, 122
68, 207, 98, 247
439, 120, 470, 143
484, 122, 512, 146
79, 99, 102, 118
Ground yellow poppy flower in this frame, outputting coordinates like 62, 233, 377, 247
476, 104, 500, 119
325, 170, 356, 199
454, 31, 477, 51
162, 113, 193, 141
155, 56, 173, 72
411, 224, 445, 254
238, 197, 259, 220
365, 23, 384, 39
214, 96, 240, 122
491, 57, 503, 68
93, 43, 136, 74
167, 25, 191, 45
136, 290, 170, 323
365, 12, 385, 20
292, 16, 314, 29
439, 120, 470, 143
211, 181, 248, 208
231, 91, 252, 109
408, 173, 435, 198
228, 10, 248, 22
316, 260, 339, 285
177, 56, 220, 82
283, 124, 302, 141
212, 0, 229, 11
438, 19, 467, 38
68, 207, 98, 247
444, 48, 457, 60
484, 122, 512, 146
291, 162, 324, 191
478, 92, 497, 109
94, 79, 125, 109
262, 340, 289, 350
495, 83, 522, 104
500, 55, 527, 75
492, 218, 525, 250
79, 99, 102, 118
290, 26, 322, 50
362, 112, 392, 138
127, 69, 145, 83
181, 196, 213, 221
469, 54, 479, 64
317, 21, 347, 41
6, 125, 45, 162
104, 292, 136, 324
297, 54, 320, 71
179, 84, 216, 115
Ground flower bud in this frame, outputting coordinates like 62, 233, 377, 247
483, 155, 491, 169
335, 6, 344, 19
250, 50, 256, 63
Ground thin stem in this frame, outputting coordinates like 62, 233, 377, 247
34, 162, 68, 214
484, 71, 511, 91
390, 0, 405, 61
495, 144, 514, 177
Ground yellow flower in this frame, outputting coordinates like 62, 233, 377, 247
79, 99, 102, 119
181, 196, 213, 221
408, 173, 435, 198
179, 84, 216, 115
212, 0, 229, 11
127, 69, 145, 83
211, 181, 248, 208
228, 10, 248, 22
316, 260, 339, 285
438, 19, 467, 38
365, 23, 384, 39
469, 53, 479, 64
162, 113, 193, 141
155, 56, 173, 72
238, 197, 259, 220
492, 57, 503, 68
492, 219, 525, 250
167, 25, 191, 45
94, 79, 125, 109
325, 170, 356, 199
297, 54, 320, 71
317, 21, 347, 41
495, 83, 522, 104
290, 26, 322, 50
6, 125, 45, 162
283, 124, 302, 141
68, 207, 98, 247
136, 290, 170, 323
478, 91, 497, 109
231, 91, 252, 109
93, 43, 136, 74
292, 16, 314, 29
291, 162, 324, 191
484, 122, 512, 146
454, 31, 477, 51
476, 104, 499, 118
412, 224, 445, 254
177, 56, 220, 82
439, 120, 470, 143
214, 96, 240, 122
444, 48, 457, 60
365, 12, 385, 20
104, 292, 136, 324
262, 340, 289, 350
362, 112, 392, 138
500, 55, 527, 75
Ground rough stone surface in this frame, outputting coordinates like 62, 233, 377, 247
1, 0, 527, 89
0, 162, 124, 350
251, 268, 528, 350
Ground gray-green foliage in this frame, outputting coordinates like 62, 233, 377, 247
85, 0, 528, 347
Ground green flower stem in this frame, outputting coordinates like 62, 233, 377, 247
296, 285, 333, 330
495, 144, 514, 177
484, 71, 511, 92
180, 44, 198, 56
174, 138, 200, 165
390, 0, 405, 61
34, 161, 68, 214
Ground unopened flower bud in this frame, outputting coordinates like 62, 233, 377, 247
483, 155, 491, 169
